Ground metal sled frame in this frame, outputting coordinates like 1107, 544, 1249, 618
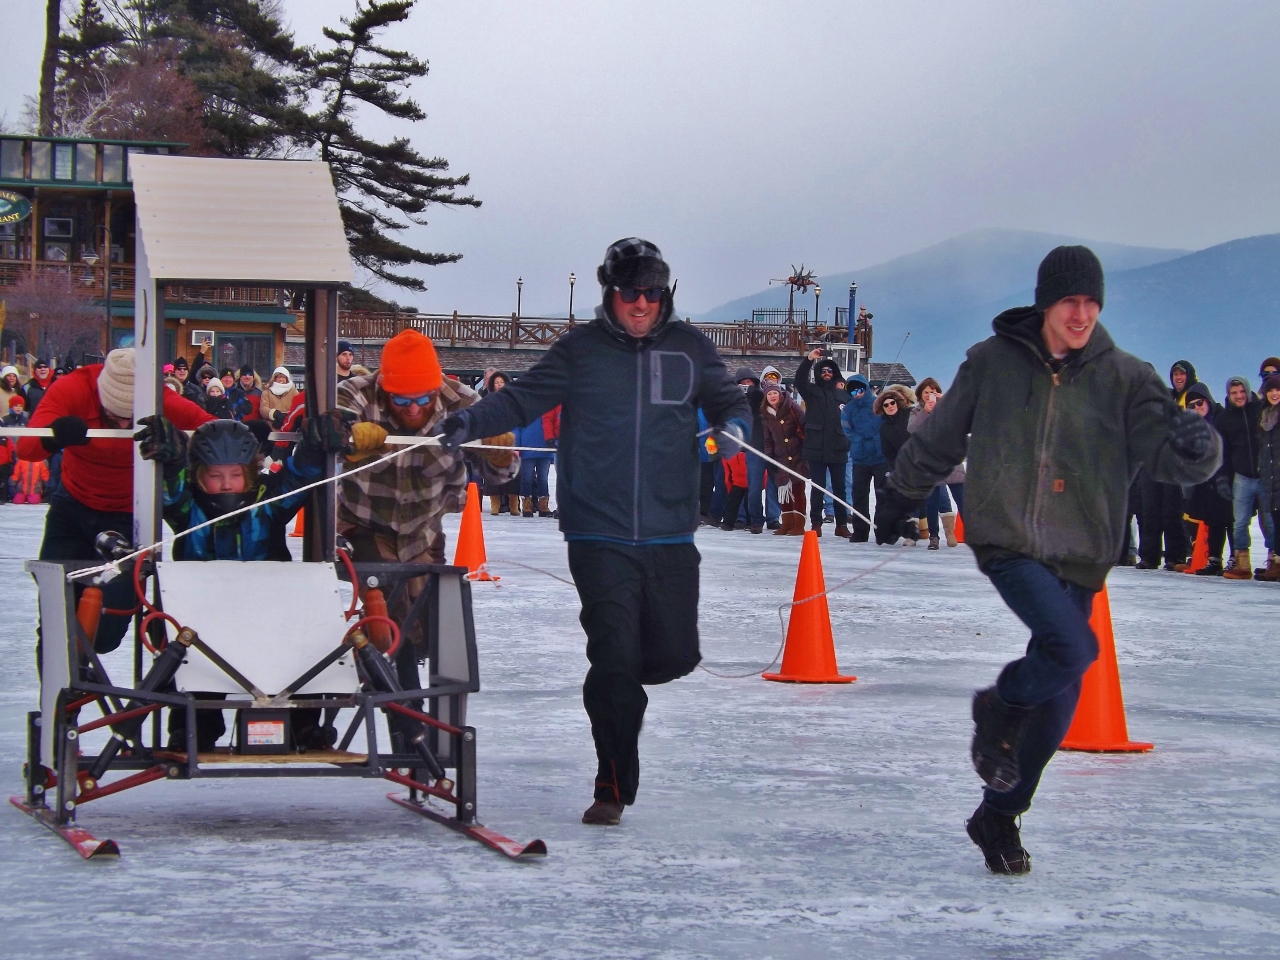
12, 156, 544, 860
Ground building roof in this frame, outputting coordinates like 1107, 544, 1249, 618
131, 155, 353, 285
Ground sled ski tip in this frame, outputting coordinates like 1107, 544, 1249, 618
387, 793, 546, 860
10, 796, 120, 860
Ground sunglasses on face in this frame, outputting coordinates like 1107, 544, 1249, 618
882, 399, 898, 408
850, 387, 865, 395
615, 286, 665, 304
1189, 398, 1208, 409
390, 391, 438, 408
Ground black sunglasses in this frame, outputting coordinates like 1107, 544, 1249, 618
615, 286, 665, 304
882, 398, 898, 406
1188, 398, 1208, 408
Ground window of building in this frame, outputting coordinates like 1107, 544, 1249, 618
216, 333, 275, 379
30, 142, 51, 181
125, 147, 145, 182
53, 143, 74, 180
0, 140, 23, 179
75, 143, 97, 182
101, 144, 124, 182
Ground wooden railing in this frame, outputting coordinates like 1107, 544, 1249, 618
0, 260, 278, 306
337, 311, 833, 355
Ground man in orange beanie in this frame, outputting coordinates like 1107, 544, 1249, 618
336, 327, 517, 637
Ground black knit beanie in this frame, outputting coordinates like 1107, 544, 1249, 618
1034, 245, 1105, 312
597, 237, 670, 290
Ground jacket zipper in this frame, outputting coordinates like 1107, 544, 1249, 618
633, 349, 643, 542
1029, 366, 1060, 553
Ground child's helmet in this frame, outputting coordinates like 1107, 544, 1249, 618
189, 420, 259, 519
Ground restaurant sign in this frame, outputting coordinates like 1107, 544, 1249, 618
0, 190, 32, 225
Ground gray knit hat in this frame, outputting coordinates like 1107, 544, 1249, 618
1035, 245, 1105, 312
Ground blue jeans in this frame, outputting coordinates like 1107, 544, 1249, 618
1232, 474, 1274, 551
745, 452, 766, 527
764, 474, 780, 523
982, 556, 1099, 815
520, 458, 551, 498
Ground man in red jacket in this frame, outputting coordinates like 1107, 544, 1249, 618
19, 348, 212, 653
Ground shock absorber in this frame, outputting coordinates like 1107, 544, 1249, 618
348, 630, 447, 782
360, 585, 394, 653
88, 627, 200, 781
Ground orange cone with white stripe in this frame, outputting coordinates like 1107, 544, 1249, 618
1059, 586, 1152, 753
453, 482, 498, 581
763, 531, 856, 684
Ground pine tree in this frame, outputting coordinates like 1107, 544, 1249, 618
298, 0, 479, 291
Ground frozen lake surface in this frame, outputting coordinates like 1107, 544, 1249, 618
1, 502, 1277, 959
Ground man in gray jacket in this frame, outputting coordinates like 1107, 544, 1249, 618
877, 246, 1220, 874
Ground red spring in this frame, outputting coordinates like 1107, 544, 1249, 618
344, 614, 402, 658
335, 547, 360, 621
139, 610, 182, 654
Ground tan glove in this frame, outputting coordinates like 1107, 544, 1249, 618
480, 432, 515, 468
344, 421, 388, 462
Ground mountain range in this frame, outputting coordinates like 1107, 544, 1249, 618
696, 228, 1280, 397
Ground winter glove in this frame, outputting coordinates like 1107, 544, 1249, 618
345, 422, 388, 462
712, 420, 747, 458
434, 409, 475, 453
1169, 409, 1215, 460
1214, 475, 1234, 501
479, 432, 516, 469
272, 409, 286, 428
133, 415, 189, 466
42, 415, 90, 453
299, 412, 351, 455
874, 481, 923, 545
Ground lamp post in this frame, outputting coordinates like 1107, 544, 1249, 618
568, 272, 576, 323
814, 284, 821, 332
847, 281, 857, 344
516, 276, 523, 320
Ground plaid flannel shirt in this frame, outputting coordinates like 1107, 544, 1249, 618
336, 373, 520, 561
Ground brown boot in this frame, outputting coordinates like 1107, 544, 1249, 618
521, 496, 535, 517
537, 496, 553, 517
834, 524, 852, 539
489, 496, 501, 516
508, 494, 521, 515
1224, 549, 1253, 580
773, 514, 790, 535
918, 517, 930, 540
581, 799, 624, 825
941, 513, 958, 547
1257, 554, 1280, 582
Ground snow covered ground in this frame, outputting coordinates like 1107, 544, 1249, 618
1, 501, 1278, 959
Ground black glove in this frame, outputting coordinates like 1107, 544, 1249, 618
272, 409, 286, 427
133, 415, 189, 466
1169, 409, 1214, 460
1214, 475, 1233, 501
712, 421, 747, 458
874, 481, 924, 545
42, 415, 90, 453
298, 411, 351, 454
434, 409, 475, 453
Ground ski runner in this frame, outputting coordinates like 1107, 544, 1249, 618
436, 238, 751, 825
875, 246, 1221, 873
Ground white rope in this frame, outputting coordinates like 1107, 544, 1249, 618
0, 426, 555, 452
64, 436, 535, 583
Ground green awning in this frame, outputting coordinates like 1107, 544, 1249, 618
104, 302, 292, 324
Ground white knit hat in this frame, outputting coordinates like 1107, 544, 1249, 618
97, 348, 135, 419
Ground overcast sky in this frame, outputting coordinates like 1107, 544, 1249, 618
4, 1, 1279, 316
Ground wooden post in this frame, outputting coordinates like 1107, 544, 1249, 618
451, 310, 457, 347
303, 287, 338, 563
509, 312, 518, 349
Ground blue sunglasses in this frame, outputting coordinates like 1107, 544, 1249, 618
389, 390, 438, 408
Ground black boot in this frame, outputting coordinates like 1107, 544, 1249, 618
1194, 557, 1224, 577
966, 801, 1031, 875
971, 687, 1032, 792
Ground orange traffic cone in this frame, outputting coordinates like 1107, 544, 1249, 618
289, 508, 305, 538
453, 481, 498, 581
763, 531, 856, 683
1183, 520, 1209, 574
1059, 586, 1152, 752
953, 512, 965, 544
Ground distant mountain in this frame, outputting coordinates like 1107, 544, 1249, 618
695, 228, 1190, 382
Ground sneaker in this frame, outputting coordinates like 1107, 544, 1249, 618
582, 799, 624, 825
971, 687, 1032, 792
966, 802, 1031, 875
1133, 559, 1157, 569
766, 520, 781, 531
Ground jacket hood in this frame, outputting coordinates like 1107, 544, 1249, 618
873, 384, 915, 415
761, 364, 782, 383
1170, 359, 1198, 387
1225, 376, 1254, 401
844, 373, 873, 408
733, 366, 760, 385
992, 305, 1115, 366
485, 370, 511, 391
1184, 381, 1215, 406
812, 358, 844, 386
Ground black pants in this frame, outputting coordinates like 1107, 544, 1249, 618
699, 461, 715, 516
567, 540, 701, 806
1138, 474, 1188, 566
722, 485, 747, 530
807, 460, 848, 530
850, 463, 888, 542
39, 489, 136, 654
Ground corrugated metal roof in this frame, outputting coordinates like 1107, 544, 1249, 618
130, 155, 353, 285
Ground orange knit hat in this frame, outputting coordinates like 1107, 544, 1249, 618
378, 329, 443, 395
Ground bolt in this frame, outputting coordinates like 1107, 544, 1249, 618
33, 717, 42, 727
64, 800, 75, 811
32, 784, 44, 796
372, 767, 383, 776
464, 732, 474, 742
366, 576, 379, 588
168, 766, 180, 777
464, 802, 474, 811
66, 729, 78, 741
81, 778, 96, 792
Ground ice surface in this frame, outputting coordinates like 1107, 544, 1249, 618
1, 502, 1277, 959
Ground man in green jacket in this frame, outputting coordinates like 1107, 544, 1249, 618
877, 246, 1221, 875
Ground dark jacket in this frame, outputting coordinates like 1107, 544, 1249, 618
876, 385, 914, 466
1183, 383, 1233, 527
181, 379, 207, 410
795, 357, 850, 463
761, 392, 806, 477
891, 307, 1222, 589
21, 375, 52, 416
1259, 403, 1280, 509
1215, 389, 1265, 480
734, 366, 766, 450
460, 305, 750, 544
840, 373, 885, 466
1170, 359, 1198, 407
